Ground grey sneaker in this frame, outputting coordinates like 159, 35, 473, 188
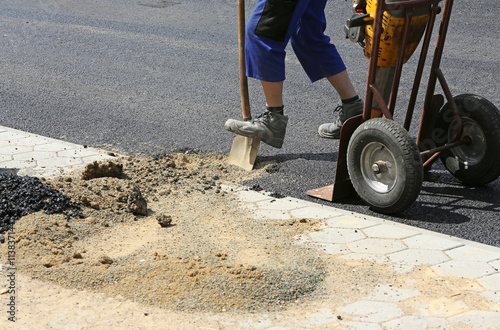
225, 110, 289, 148
318, 99, 364, 139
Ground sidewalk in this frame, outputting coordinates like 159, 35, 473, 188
1, 125, 499, 329
0, 126, 115, 178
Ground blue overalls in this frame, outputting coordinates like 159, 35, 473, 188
246, 0, 347, 83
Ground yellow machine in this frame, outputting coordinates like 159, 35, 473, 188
364, 0, 430, 67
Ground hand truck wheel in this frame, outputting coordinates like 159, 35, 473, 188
434, 94, 500, 186
347, 118, 424, 214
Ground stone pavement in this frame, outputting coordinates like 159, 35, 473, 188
231, 188, 500, 329
1, 125, 500, 329
0, 126, 115, 178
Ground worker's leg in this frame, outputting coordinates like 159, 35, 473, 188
316, 70, 364, 139
261, 80, 284, 108
326, 70, 357, 101
290, 0, 363, 139
225, 0, 312, 148
245, 0, 311, 82
290, 0, 345, 83
318, 71, 364, 139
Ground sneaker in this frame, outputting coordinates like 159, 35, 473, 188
225, 110, 289, 148
318, 99, 364, 139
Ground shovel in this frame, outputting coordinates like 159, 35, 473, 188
227, 0, 260, 171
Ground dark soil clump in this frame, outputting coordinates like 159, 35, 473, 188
81, 161, 123, 180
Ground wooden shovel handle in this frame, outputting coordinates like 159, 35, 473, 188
238, 0, 251, 120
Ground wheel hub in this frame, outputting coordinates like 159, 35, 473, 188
360, 142, 397, 193
449, 117, 486, 166
372, 161, 389, 174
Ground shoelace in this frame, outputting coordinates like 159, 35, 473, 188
253, 111, 271, 123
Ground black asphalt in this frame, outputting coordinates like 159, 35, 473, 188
1, 0, 499, 246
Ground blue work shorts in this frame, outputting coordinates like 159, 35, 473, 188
246, 0, 347, 83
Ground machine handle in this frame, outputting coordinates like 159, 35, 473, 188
346, 13, 374, 28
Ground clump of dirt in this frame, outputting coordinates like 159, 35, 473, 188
156, 214, 172, 227
1, 153, 326, 313
126, 186, 148, 215
81, 161, 123, 180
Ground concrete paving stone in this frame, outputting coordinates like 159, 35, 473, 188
338, 322, 382, 329
33, 142, 83, 152
310, 243, 350, 255
301, 308, 339, 327
9, 136, 48, 145
308, 227, 366, 244
390, 263, 424, 274
326, 216, 380, 229
336, 300, 403, 323
0, 159, 37, 170
36, 157, 83, 167
286, 196, 347, 210
339, 253, 392, 264
347, 238, 407, 255
382, 316, 447, 329
413, 298, 469, 318
0, 140, 10, 147
0, 145, 33, 154
19, 167, 66, 178
489, 259, 500, 270
57, 147, 108, 158
253, 209, 292, 221
403, 233, 464, 251
388, 249, 450, 266
448, 310, 500, 329
0, 154, 12, 162
365, 284, 420, 302
432, 260, 498, 278
255, 198, 307, 211
236, 190, 274, 203
478, 273, 500, 291
362, 223, 418, 240
289, 205, 344, 220
13, 151, 58, 161
276, 198, 315, 208
445, 245, 500, 262
481, 291, 500, 304
0, 131, 31, 140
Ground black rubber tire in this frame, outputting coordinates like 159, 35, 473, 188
347, 118, 423, 214
435, 94, 500, 186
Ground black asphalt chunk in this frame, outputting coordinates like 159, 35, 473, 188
0, 173, 83, 233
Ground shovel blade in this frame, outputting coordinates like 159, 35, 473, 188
227, 135, 260, 171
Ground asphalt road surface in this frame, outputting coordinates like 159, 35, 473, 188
1, 0, 499, 246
